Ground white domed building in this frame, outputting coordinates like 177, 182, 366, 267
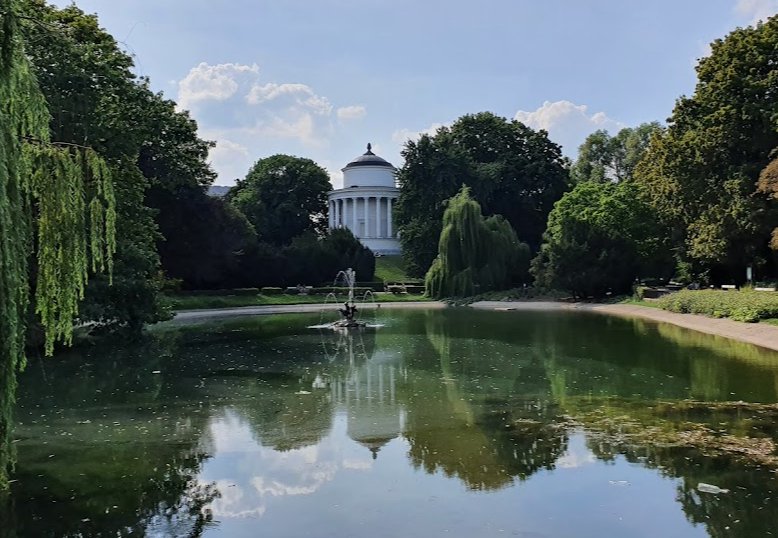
328, 144, 401, 255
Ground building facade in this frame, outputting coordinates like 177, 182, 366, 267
328, 144, 401, 255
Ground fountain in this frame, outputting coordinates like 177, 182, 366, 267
310, 268, 384, 331
331, 268, 366, 328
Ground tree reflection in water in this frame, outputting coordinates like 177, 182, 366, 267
1, 334, 220, 538
3, 309, 778, 537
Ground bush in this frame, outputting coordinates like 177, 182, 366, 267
182, 288, 259, 297
260, 287, 283, 296
310, 286, 372, 296
634, 285, 648, 300
356, 281, 385, 292
657, 290, 778, 323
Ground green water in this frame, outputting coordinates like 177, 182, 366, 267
3, 308, 778, 537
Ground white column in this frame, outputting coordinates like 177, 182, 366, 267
351, 197, 358, 235
335, 199, 341, 227
375, 196, 383, 239
387, 197, 393, 238
328, 200, 334, 229
363, 196, 369, 238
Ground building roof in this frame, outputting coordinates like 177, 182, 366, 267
344, 143, 395, 170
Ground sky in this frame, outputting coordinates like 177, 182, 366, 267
51, 0, 778, 188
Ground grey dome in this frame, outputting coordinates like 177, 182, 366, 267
344, 143, 395, 170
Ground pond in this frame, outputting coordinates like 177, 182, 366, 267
3, 307, 778, 537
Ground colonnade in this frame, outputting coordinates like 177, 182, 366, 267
329, 196, 396, 239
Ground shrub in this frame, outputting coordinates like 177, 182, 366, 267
657, 290, 778, 323
260, 287, 283, 296
310, 286, 372, 296
356, 281, 385, 292
183, 288, 259, 297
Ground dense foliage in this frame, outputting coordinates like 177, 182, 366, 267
571, 123, 662, 184
658, 290, 778, 323
426, 187, 529, 298
157, 190, 257, 290
1, 0, 115, 489
19, 0, 173, 329
280, 228, 376, 286
228, 155, 331, 247
634, 16, 778, 284
532, 181, 668, 298
396, 112, 568, 276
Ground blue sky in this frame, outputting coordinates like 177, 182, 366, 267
51, 0, 778, 187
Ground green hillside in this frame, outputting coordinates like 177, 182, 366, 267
375, 255, 415, 282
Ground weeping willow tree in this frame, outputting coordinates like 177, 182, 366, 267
1, 0, 115, 490
425, 186, 529, 298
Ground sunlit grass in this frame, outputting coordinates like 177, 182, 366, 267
374, 255, 415, 282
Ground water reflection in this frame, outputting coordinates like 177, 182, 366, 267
4, 308, 778, 537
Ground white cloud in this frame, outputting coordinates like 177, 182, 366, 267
336, 105, 367, 121
176, 61, 366, 183
391, 122, 448, 145
514, 100, 625, 156
246, 82, 333, 115
178, 62, 259, 109
207, 138, 251, 183
250, 113, 319, 145
209, 139, 249, 161
735, 0, 778, 24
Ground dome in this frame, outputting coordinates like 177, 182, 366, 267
343, 143, 395, 170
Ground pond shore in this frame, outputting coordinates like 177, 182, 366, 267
173, 299, 778, 351
172, 300, 446, 322
470, 301, 778, 352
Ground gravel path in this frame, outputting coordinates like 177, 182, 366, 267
470, 301, 778, 352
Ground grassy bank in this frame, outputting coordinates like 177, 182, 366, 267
166, 291, 431, 310
374, 255, 415, 282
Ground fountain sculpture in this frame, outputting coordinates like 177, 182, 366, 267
332, 268, 366, 328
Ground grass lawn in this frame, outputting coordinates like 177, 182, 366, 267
763, 318, 778, 326
374, 255, 416, 282
166, 291, 431, 310
619, 297, 662, 308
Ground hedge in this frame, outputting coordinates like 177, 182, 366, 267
310, 287, 374, 296
178, 288, 259, 297
657, 289, 778, 323
260, 287, 283, 296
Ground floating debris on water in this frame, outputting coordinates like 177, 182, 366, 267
697, 483, 730, 494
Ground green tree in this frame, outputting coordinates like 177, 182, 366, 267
571, 123, 662, 184
757, 155, 778, 251
634, 16, 778, 283
396, 112, 568, 277
158, 191, 257, 290
1, 0, 115, 489
228, 155, 331, 246
532, 181, 670, 298
282, 228, 375, 286
426, 187, 530, 298
19, 0, 170, 327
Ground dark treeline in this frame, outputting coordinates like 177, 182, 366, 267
21, 1, 374, 306
0, 0, 370, 488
